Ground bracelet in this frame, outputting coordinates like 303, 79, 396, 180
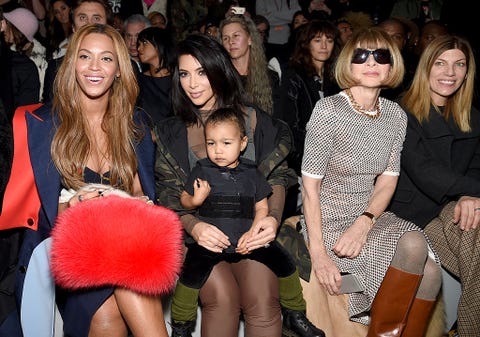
361, 211, 377, 226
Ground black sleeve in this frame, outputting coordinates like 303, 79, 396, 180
255, 169, 273, 202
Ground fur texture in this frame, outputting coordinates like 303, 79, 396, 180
50, 195, 183, 295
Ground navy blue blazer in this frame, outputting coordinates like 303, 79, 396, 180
15, 104, 156, 303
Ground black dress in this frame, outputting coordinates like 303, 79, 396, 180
137, 73, 173, 127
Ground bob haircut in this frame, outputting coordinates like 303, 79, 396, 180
52, 23, 140, 191
402, 34, 475, 132
335, 27, 405, 90
172, 33, 246, 126
137, 26, 176, 73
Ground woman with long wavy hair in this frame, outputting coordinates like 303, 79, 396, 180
16, 23, 172, 337
220, 14, 278, 115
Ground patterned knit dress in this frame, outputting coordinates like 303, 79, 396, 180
301, 91, 440, 325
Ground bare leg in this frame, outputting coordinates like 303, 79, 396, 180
88, 295, 128, 337
199, 261, 241, 337
233, 259, 282, 337
114, 288, 168, 337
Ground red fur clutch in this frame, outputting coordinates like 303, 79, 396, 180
50, 195, 183, 295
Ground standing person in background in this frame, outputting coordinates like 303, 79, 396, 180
11, 23, 170, 337
136, 26, 175, 125
220, 14, 278, 115
42, 0, 113, 104
155, 33, 297, 337
274, 19, 340, 218
389, 34, 480, 337
123, 13, 150, 74
256, 0, 301, 62
301, 27, 442, 337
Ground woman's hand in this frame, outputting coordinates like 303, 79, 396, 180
332, 217, 371, 259
68, 189, 102, 208
310, 249, 342, 295
454, 196, 480, 231
238, 215, 277, 253
191, 221, 231, 253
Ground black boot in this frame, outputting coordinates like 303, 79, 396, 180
282, 308, 326, 337
170, 320, 194, 337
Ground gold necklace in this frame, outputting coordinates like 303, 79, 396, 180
345, 89, 380, 119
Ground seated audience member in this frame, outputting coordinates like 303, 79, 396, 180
274, 19, 340, 218
45, 0, 73, 60
302, 27, 442, 337
136, 26, 175, 125
42, 0, 113, 104
1, 7, 42, 108
154, 33, 297, 337
170, 107, 325, 337
123, 13, 151, 74
220, 14, 278, 115
389, 34, 480, 337
11, 23, 171, 337
147, 10, 166, 29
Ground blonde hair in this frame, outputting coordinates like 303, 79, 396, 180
401, 34, 475, 132
220, 15, 273, 114
335, 27, 405, 90
51, 23, 141, 193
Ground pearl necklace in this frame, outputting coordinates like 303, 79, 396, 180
345, 89, 381, 119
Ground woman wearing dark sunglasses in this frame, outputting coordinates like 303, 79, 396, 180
301, 27, 441, 337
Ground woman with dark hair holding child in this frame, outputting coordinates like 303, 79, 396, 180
155, 33, 324, 337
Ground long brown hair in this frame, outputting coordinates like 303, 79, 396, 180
220, 15, 273, 114
401, 34, 475, 132
51, 24, 140, 193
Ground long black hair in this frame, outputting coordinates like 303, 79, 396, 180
172, 33, 246, 125
137, 26, 176, 73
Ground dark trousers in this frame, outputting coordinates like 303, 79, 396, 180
180, 241, 296, 288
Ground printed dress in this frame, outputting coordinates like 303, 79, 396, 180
301, 91, 439, 325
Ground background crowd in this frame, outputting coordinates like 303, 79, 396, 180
0, 0, 479, 337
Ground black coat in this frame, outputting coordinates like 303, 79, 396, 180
389, 105, 480, 228
273, 67, 339, 175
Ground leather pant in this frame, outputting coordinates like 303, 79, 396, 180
199, 259, 282, 337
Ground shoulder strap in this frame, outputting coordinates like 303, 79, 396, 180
0, 104, 43, 230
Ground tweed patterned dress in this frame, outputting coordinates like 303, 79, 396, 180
301, 91, 440, 325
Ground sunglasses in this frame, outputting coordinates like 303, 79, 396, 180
351, 48, 392, 65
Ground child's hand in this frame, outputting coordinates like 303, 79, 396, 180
192, 178, 211, 205
236, 230, 253, 255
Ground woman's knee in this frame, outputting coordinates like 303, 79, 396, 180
417, 258, 442, 300
89, 296, 127, 337
392, 231, 429, 272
